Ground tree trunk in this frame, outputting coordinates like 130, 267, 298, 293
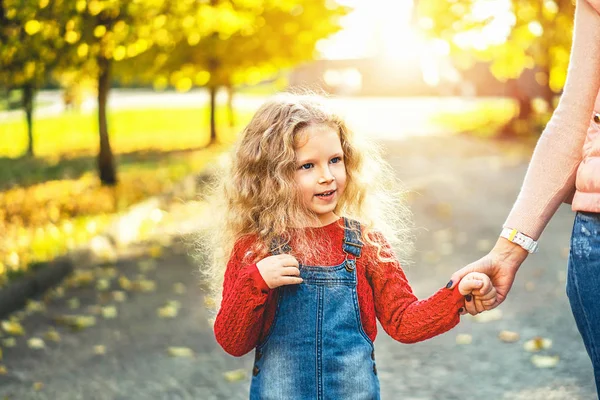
511, 80, 532, 121
22, 84, 35, 157
209, 85, 217, 143
499, 79, 533, 138
207, 2, 219, 143
97, 56, 117, 186
226, 85, 235, 128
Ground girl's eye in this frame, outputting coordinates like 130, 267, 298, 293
299, 163, 313, 170
330, 157, 342, 164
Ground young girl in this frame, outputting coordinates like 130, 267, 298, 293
203, 93, 497, 399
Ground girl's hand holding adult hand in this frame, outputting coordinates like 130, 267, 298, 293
458, 272, 498, 314
257, 254, 303, 289
449, 237, 529, 315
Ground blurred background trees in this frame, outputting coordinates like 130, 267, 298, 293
0, 0, 69, 157
0, 0, 346, 184
0, 0, 587, 278
417, 0, 575, 135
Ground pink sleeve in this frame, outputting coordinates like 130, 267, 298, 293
504, 0, 600, 239
586, 0, 600, 15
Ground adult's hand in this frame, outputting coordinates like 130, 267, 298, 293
449, 237, 530, 315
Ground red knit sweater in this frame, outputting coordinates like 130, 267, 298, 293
214, 219, 465, 357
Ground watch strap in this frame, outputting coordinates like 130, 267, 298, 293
500, 228, 538, 253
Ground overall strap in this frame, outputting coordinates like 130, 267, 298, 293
342, 218, 363, 258
270, 237, 292, 255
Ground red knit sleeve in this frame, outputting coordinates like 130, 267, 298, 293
366, 232, 465, 344
213, 236, 271, 356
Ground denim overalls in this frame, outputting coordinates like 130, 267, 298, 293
249, 218, 380, 400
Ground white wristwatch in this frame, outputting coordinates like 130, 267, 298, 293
500, 228, 539, 253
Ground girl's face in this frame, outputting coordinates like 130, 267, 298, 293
294, 124, 347, 226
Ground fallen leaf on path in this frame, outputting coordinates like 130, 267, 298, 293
531, 267, 544, 278
33, 382, 43, 391
119, 276, 132, 290
112, 291, 127, 302
440, 242, 454, 255
0, 347, 2, 361
203, 296, 216, 309
433, 229, 453, 243
44, 329, 61, 343
157, 307, 177, 318
149, 246, 162, 259
95, 267, 117, 279
524, 337, 552, 352
531, 354, 559, 368
436, 203, 453, 219
54, 315, 96, 330
471, 309, 503, 323
133, 279, 156, 292
173, 283, 186, 295
224, 369, 247, 382
87, 305, 102, 315
96, 278, 111, 291
158, 301, 181, 318
498, 331, 520, 343
97, 292, 112, 304
167, 347, 194, 358
94, 345, 106, 355
66, 271, 94, 288
138, 260, 157, 272
27, 338, 45, 349
26, 300, 45, 313
67, 298, 80, 310
0, 365, 6, 375
2, 321, 24, 336
102, 306, 118, 319
525, 282, 536, 291
421, 251, 440, 264
2, 338, 16, 347
456, 334, 472, 345
46, 286, 65, 300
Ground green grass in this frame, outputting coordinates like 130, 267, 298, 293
432, 98, 518, 138
0, 106, 253, 158
0, 105, 254, 190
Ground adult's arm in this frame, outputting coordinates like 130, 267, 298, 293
587, 0, 600, 15
450, 0, 600, 313
504, 0, 600, 239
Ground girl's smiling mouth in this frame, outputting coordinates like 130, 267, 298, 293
315, 189, 336, 199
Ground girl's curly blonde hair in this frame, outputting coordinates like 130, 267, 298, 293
197, 92, 413, 308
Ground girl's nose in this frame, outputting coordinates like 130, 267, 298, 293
318, 170, 335, 184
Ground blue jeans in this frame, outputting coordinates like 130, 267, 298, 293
567, 211, 600, 397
